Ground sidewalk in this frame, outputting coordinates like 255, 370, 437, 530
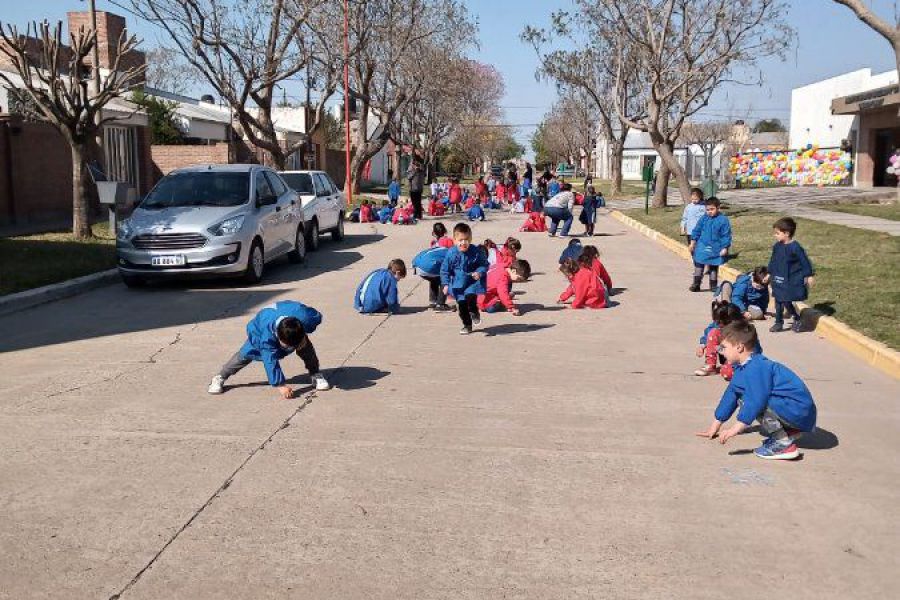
1, 212, 897, 598
609, 186, 899, 235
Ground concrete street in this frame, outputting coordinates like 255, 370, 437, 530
1, 212, 898, 599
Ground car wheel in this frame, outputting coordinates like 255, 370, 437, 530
121, 273, 145, 288
244, 240, 265, 284
288, 226, 306, 264
331, 214, 345, 241
306, 220, 320, 252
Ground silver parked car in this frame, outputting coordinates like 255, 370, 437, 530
116, 164, 306, 287
279, 170, 346, 252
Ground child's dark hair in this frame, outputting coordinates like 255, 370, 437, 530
721, 320, 760, 350
511, 259, 531, 280
562, 182, 573, 191
361, 199, 369, 206
587, 185, 596, 195
711, 300, 743, 327
705, 196, 721, 207
773, 217, 797, 237
432, 222, 447, 238
276, 317, 307, 348
559, 257, 579, 277
382, 200, 389, 206
567, 238, 582, 248
690, 186, 704, 200
505, 237, 522, 253
751, 266, 769, 284
388, 258, 407, 278
580, 244, 599, 262
453, 222, 472, 237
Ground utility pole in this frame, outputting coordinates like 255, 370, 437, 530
343, 0, 353, 204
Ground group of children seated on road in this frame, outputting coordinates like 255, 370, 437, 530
208, 199, 818, 462
680, 186, 818, 460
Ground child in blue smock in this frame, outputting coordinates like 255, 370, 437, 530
768, 217, 815, 333
388, 178, 401, 206
579, 186, 602, 236
716, 266, 770, 320
440, 222, 489, 335
680, 187, 706, 245
208, 300, 330, 398
377, 201, 394, 224
467, 199, 486, 222
354, 259, 407, 314
697, 321, 816, 460
412, 246, 451, 311
689, 197, 732, 293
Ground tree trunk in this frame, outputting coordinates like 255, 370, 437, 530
652, 160, 670, 208
610, 135, 626, 195
71, 143, 92, 239
655, 138, 691, 207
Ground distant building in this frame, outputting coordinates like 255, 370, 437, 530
790, 67, 899, 187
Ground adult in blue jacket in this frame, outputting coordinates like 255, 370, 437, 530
354, 259, 407, 314
697, 321, 815, 461
413, 247, 451, 310
689, 197, 732, 293
208, 300, 329, 397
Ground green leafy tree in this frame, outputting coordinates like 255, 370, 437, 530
753, 118, 786, 133
132, 90, 184, 145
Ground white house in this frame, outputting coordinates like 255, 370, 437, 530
142, 88, 232, 143
789, 68, 898, 150
593, 130, 716, 180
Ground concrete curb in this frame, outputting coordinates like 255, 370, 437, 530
610, 210, 900, 380
0, 269, 119, 317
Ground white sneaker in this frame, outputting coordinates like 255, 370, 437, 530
312, 374, 332, 391
208, 375, 225, 394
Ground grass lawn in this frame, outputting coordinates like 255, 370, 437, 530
816, 201, 900, 222
0, 223, 116, 296
623, 205, 900, 350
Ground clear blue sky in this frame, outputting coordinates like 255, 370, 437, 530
4, 0, 897, 159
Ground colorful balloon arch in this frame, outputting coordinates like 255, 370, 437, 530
729, 145, 853, 187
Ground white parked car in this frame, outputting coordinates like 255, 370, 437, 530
279, 170, 346, 251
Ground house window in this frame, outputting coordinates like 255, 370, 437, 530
622, 155, 640, 177
104, 125, 140, 188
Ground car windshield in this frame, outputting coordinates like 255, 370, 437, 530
280, 173, 314, 195
142, 171, 250, 209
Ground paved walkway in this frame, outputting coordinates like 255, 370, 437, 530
1, 213, 897, 599
608, 185, 899, 235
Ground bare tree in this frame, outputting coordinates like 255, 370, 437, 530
522, 8, 644, 194
131, 0, 340, 170
144, 46, 197, 94
575, 0, 792, 206
680, 121, 734, 180
0, 21, 144, 238
345, 0, 470, 193
833, 0, 900, 78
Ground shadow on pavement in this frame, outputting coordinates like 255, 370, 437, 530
797, 427, 839, 450
334, 366, 391, 390
0, 245, 369, 354
480, 323, 555, 337
518, 303, 566, 313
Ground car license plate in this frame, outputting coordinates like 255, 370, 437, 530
151, 255, 186, 267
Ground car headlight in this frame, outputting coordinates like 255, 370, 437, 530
208, 215, 246, 236
116, 218, 133, 241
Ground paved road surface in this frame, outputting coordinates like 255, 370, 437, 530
1, 213, 897, 599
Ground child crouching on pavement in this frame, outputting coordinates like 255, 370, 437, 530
716, 266, 769, 321
441, 222, 489, 334
412, 246, 452, 312
478, 259, 531, 316
208, 300, 330, 398
696, 321, 816, 460
354, 259, 407, 314
695, 301, 744, 379
558, 256, 607, 309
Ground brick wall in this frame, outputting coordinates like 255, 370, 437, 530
66, 11, 145, 83
150, 144, 233, 182
0, 116, 73, 228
